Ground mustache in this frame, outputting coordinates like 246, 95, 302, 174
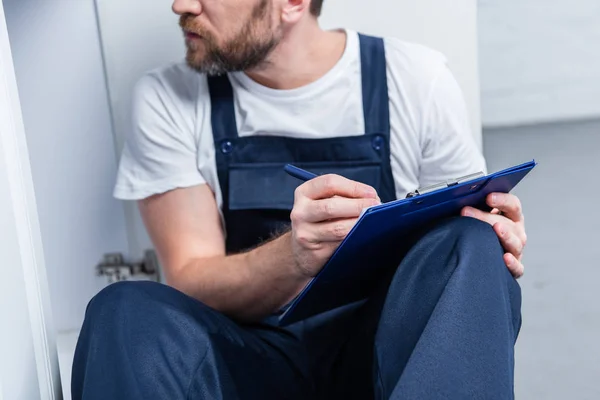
179, 15, 211, 39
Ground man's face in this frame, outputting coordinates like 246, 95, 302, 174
174, 0, 283, 75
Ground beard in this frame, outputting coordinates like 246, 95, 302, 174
179, 0, 282, 76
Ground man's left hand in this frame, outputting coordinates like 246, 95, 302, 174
461, 193, 527, 279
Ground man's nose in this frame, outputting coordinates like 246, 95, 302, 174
172, 0, 202, 16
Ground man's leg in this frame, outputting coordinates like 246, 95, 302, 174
373, 217, 522, 399
320, 217, 521, 399
71, 281, 313, 400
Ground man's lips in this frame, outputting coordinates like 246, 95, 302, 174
185, 31, 202, 40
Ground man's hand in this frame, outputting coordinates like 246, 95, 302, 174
461, 193, 527, 279
290, 175, 380, 278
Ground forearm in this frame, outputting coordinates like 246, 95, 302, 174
168, 232, 310, 322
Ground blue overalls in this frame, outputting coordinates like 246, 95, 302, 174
71, 34, 522, 400
208, 34, 396, 254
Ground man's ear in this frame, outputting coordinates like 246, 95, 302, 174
280, 0, 310, 23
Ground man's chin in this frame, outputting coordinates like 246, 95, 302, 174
186, 59, 206, 73
186, 49, 207, 68
185, 57, 222, 75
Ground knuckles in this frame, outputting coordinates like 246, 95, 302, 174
511, 197, 523, 215
293, 186, 305, 203
503, 194, 523, 216
318, 200, 335, 219
321, 175, 338, 195
294, 230, 314, 249
331, 223, 348, 240
290, 208, 304, 224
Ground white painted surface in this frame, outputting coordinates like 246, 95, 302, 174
95, 0, 482, 258
484, 120, 600, 400
479, 0, 600, 127
57, 331, 79, 400
95, 0, 183, 260
0, 2, 62, 398
4, 0, 130, 332
320, 0, 482, 147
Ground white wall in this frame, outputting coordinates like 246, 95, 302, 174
95, 0, 482, 258
320, 0, 482, 146
0, 2, 61, 397
95, 0, 184, 260
4, 0, 130, 332
479, 0, 600, 127
0, 83, 43, 400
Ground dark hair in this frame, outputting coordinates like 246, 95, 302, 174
310, 0, 324, 17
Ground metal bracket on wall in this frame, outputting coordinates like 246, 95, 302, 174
96, 250, 161, 284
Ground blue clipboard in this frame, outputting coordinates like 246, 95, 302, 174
278, 160, 537, 326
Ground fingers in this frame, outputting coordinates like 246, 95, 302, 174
452, 193, 528, 280
504, 253, 525, 279
487, 193, 524, 222
291, 175, 381, 251
493, 222, 524, 259
297, 197, 380, 223
295, 218, 358, 246
461, 206, 504, 227
462, 208, 528, 264
298, 174, 378, 201
316, 219, 359, 242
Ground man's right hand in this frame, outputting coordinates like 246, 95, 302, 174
139, 177, 379, 321
289, 175, 381, 278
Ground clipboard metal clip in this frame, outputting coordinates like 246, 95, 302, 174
406, 172, 485, 198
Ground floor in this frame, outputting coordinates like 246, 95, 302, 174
57, 330, 78, 400
57, 118, 600, 399
483, 118, 600, 399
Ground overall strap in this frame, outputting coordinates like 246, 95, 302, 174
208, 36, 390, 139
358, 34, 391, 137
207, 74, 239, 143
207, 74, 238, 221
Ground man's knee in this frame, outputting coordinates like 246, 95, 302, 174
76, 281, 217, 368
425, 216, 506, 274
385, 216, 522, 333
81, 280, 218, 343
395, 216, 517, 298
85, 281, 165, 323
441, 217, 522, 329
88, 280, 144, 309
437, 216, 499, 247
424, 217, 522, 314
73, 284, 221, 398
452, 217, 513, 277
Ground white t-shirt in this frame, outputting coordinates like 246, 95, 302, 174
114, 30, 487, 214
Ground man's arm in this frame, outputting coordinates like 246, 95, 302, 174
139, 177, 379, 322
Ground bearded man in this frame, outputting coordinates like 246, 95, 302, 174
72, 1, 527, 399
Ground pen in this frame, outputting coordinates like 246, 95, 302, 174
284, 164, 318, 182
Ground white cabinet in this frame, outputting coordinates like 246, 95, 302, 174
3, 0, 131, 334
0, 3, 61, 398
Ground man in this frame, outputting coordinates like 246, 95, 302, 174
72, 0, 527, 399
